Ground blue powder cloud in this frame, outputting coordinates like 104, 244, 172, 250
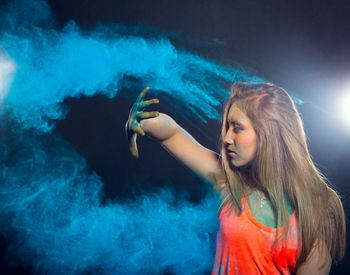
1, 0, 264, 132
0, 125, 219, 274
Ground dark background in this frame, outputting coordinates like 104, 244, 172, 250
1, 0, 350, 274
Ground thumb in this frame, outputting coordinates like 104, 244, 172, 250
129, 133, 139, 158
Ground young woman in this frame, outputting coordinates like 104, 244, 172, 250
125, 83, 345, 274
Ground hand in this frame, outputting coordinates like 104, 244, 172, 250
125, 87, 159, 158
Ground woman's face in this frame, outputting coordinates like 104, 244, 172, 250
223, 105, 258, 167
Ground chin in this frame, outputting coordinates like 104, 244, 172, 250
229, 159, 242, 168
230, 159, 251, 169
232, 162, 244, 168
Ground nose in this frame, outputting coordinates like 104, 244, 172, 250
223, 128, 234, 145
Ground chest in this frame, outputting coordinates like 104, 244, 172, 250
215, 199, 300, 274
216, 209, 300, 274
218, 204, 278, 256
218, 200, 299, 253
247, 194, 278, 228
247, 192, 295, 228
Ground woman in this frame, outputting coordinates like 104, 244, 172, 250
125, 83, 345, 274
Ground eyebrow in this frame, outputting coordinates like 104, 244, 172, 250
227, 117, 245, 127
227, 115, 241, 123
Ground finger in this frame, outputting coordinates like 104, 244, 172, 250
129, 133, 139, 158
136, 87, 150, 103
131, 123, 145, 136
130, 87, 151, 114
139, 98, 159, 109
138, 111, 159, 119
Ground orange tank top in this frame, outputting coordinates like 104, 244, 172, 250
211, 196, 302, 275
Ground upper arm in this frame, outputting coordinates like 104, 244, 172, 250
296, 239, 332, 275
160, 123, 224, 187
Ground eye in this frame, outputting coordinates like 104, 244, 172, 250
233, 123, 243, 133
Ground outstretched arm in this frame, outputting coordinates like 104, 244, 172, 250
125, 87, 224, 186
142, 113, 223, 184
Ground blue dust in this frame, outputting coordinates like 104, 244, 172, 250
0, 125, 219, 274
0, 0, 300, 274
0, 0, 265, 131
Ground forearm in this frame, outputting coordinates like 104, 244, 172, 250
139, 112, 223, 184
139, 113, 178, 142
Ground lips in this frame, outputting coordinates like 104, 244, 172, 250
226, 148, 237, 153
226, 148, 238, 157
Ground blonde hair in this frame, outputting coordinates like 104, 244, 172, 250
217, 82, 345, 268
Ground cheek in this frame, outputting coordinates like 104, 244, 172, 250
238, 134, 257, 157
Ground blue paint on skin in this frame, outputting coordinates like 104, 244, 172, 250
0, 0, 304, 274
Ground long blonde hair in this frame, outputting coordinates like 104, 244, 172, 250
217, 82, 345, 268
